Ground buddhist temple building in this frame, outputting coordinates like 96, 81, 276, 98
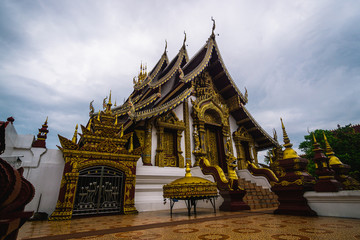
1, 23, 285, 219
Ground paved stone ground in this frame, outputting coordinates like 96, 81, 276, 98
18, 208, 360, 240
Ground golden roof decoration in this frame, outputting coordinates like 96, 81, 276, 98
163, 163, 217, 199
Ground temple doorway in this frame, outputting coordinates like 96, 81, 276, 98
73, 166, 125, 216
163, 129, 178, 167
205, 124, 227, 173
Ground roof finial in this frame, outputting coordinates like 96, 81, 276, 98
273, 128, 278, 142
211, 16, 216, 38
89, 100, 94, 117
72, 124, 78, 144
183, 31, 187, 47
45, 116, 48, 125
108, 90, 112, 105
164, 39, 167, 53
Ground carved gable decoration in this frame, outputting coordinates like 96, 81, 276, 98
233, 126, 252, 141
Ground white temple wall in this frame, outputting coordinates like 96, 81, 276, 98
151, 121, 157, 166
23, 149, 64, 215
135, 164, 223, 212
173, 103, 186, 167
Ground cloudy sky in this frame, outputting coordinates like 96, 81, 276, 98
1, 0, 359, 159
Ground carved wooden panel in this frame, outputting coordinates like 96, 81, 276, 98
163, 130, 177, 167
205, 127, 219, 166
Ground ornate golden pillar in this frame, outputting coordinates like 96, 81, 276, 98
142, 121, 152, 166
155, 127, 164, 167
183, 99, 192, 166
177, 130, 185, 168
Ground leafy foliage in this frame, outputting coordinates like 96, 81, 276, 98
299, 124, 360, 180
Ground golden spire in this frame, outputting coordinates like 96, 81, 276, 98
45, 116, 48, 125
108, 90, 112, 105
185, 163, 192, 177
313, 132, 317, 143
114, 114, 118, 125
323, 132, 334, 155
97, 110, 101, 121
280, 118, 299, 159
87, 118, 92, 131
323, 131, 343, 165
72, 124, 78, 143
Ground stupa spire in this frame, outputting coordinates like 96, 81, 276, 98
323, 132, 343, 165
32, 117, 49, 148
280, 118, 299, 159
323, 132, 335, 156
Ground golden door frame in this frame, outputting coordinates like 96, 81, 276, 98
191, 97, 233, 168
155, 111, 185, 168
49, 153, 139, 220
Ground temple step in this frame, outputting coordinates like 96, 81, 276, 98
238, 178, 279, 210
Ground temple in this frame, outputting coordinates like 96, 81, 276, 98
48, 22, 280, 219
2, 22, 359, 225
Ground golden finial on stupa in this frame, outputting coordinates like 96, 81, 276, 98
72, 124, 78, 143
44, 116, 48, 125
185, 163, 192, 177
313, 132, 317, 143
323, 131, 343, 165
280, 118, 299, 159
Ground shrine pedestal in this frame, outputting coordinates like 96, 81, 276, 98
272, 185, 316, 216
219, 190, 250, 211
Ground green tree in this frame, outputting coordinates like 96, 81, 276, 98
299, 125, 360, 181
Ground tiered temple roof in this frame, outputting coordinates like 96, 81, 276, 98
108, 29, 277, 151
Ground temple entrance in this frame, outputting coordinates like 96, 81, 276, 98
163, 129, 178, 167
205, 124, 227, 173
73, 166, 125, 216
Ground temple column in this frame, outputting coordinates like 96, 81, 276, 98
142, 121, 152, 166
155, 127, 164, 167
177, 130, 185, 168
183, 99, 192, 166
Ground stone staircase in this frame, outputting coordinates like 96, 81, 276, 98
238, 178, 279, 209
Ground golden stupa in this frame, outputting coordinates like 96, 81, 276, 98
163, 163, 218, 199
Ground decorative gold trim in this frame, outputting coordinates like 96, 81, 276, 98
183, 99, 192, 166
